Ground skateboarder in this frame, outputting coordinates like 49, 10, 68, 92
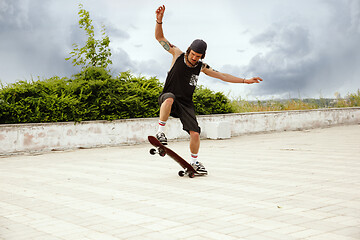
155, 5, 263, 173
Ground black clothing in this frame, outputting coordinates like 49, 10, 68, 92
161, 53, 202, 107
159, 53, 203, 133
158, 93, 201, 133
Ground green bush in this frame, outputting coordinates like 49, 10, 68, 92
0, 68, 163, 123
0, 77, 81, 123
193, 86, 235, 115
347, 89, 360, 107
0, 67, 235, 124
66, 69, 163, 120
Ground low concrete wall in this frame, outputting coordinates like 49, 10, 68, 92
1, 108, 359, 155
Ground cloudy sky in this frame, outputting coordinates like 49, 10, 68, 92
1, 0, 359, 100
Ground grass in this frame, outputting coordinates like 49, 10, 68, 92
230, 90, 360, 113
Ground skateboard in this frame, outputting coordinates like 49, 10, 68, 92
148, 136, 207, 178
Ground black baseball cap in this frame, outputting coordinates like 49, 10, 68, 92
190, 39, 207, 55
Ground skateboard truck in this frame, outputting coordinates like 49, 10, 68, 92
149, 147, 166, 157
178, 168, 196, 178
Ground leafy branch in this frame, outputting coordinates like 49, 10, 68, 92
66, 4, 112, 69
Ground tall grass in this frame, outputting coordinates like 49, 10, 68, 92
231, 90, 360, 113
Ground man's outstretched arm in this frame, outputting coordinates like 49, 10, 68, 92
155, 5, 181, 57
202, 64, 263, 84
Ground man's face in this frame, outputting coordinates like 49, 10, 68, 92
187, 50, 203, 66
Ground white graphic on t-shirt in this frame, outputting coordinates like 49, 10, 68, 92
189, 74, 199, 87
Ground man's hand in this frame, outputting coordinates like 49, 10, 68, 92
155, 5, 165, 23
244, 77, 263, 84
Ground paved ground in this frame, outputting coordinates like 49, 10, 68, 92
0, 124, 359, 240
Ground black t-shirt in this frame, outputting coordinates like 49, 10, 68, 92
161, 53, 203, 107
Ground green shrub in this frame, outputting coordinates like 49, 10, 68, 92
0, 77, 80, 123
0, 67, 163, 123
193, 86, 235, 115
346, 89, 360, 107
0, 67, 236, 124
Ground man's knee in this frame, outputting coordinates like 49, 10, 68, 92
159, 93, 176, 106
163, 97, 174, 105
189, 131, 200, 139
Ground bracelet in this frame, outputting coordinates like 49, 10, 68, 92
156, 20, 163, 24
243, 78, 246, 83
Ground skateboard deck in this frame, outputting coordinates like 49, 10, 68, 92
148, 136, 207, 178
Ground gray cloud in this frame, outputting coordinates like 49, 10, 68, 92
106, 25, 130, 40
110, 48, 169, 81
242, 0, 360, 98
0, 0, 79, 81
110, 48, 135, 73
0, 0, 29, 31
0, 0, 133, 83
245, 24, 315, 97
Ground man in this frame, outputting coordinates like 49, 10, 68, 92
155, 5, 263, 173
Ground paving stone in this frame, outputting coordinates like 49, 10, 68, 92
0, 124, 359, 239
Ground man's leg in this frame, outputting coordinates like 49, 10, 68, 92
156, 94, 175, 144
177, 105, 207, 173
189, 130, 200, 155
189, 130, 207, 173
159, 97, 174, 122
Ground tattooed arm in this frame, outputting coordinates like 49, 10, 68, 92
155, 5, 182, 58
201, 63, 263, 84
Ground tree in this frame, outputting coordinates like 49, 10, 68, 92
66, 4, 112, 69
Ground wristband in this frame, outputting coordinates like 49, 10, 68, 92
156, 20, 163, 24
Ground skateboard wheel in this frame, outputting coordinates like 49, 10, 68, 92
159, 149, 166, 157
189, 172, 195, 178
149, 148, 156, 155
178, 171, 185, 177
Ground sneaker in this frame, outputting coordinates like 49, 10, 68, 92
156, 132, 168, 145
191, 161, 208, 174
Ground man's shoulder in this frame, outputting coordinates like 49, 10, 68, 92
201, 62, 209, 69
171, 46, 183, 56
172, 51, 185, 62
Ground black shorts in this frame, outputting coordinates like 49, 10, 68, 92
158, 92, 201, 134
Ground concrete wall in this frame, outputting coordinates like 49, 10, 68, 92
1, 108, 359, 155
